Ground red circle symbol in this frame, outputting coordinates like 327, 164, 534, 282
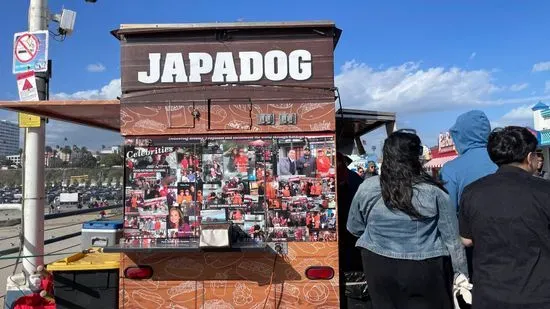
15, 33, 40, 63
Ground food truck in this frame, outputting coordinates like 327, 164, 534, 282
0, 21, 396, 308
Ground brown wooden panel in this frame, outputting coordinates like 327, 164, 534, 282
0, 100, 120, 131
208, 98, 252, 131
165, 100, 202, 129
119, 26, 338, 93
120, 101, 335, 136
119, 86, 336, 136
119, 242, 340, 308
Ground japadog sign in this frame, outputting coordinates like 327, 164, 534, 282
438, 132, 455, 153
116, 23, 337, 93
137, 50, 313, 84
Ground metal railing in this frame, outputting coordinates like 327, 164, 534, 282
0, 204, 122, 300
0, 204, 122, 257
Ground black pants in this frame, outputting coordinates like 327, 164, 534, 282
361, 248, 454, 309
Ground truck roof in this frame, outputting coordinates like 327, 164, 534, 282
112, 20, 336, 38
111, 21, 341, 49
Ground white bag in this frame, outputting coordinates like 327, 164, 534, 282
199, 223, 231, 248
453, 273, 473, 309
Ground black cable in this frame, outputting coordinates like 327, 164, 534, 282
334, 87, 345, 141
0, 232, 82, 257
0, 243, 81, 270
45, 214, 120, 232
262, 253, 279, 309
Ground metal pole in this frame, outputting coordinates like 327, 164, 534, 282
22, 0, 48, 277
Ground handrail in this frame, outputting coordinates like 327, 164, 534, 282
0, 210, 121, 243
0, 243, 83, 299
0, 232, 82, 257
0, 204, 122, 257
44, 204, 122, 220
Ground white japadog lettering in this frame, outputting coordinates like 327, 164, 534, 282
138, 53, 161, 84
188, 52, 213, 82
239, 51, 263, 82
264, 50, 288, 81
212, 52, 238, 82
136, 50, 313, 84
161, 53, 188, 83
288, 50, 312, 81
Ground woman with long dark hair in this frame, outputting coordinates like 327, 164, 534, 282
347, 130, 468, 309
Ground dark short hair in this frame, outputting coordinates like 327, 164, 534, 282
487, 126, 538, 166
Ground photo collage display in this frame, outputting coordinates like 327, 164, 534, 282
123, 136, 337, 247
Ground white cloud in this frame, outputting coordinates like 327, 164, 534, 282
45, 79, 123, 149
335, 61, 550, 113
335, 61, 505, 113
509, 83, 528, 92
469, 52, 476, 60
544, 81, 550, 93
532, 61, 550, 72
501, 105, 533, 122
491, 104, 534, 128
45, 120, 122, 150
52, 78, 121, 100
86, 63, 106, 73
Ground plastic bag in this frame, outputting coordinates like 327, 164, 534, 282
453, 273, 472, 309
12, 294, 55, 309
344, 271, 369, 300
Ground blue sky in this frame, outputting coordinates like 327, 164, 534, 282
1, 0, 550, 151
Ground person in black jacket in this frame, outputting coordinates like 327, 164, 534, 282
459, 126, 550, 309
336, 152, 371, 309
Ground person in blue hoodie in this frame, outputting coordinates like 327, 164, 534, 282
440, 110, 498, 212
440, 110, 497, 282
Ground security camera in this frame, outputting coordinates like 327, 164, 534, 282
85, 0, 97, 2
54, 9, 76, 35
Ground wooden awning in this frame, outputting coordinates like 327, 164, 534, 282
336, 108, 396, 138
0, 100, 120, 132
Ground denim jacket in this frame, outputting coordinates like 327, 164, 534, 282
346, 176, 468, 276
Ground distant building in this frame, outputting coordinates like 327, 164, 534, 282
0, 120, 19, 156
56, 152, 71, 162
531, 101, 550, 172
5, 153, 54, 167
99, 145, 121, 155
44, 152, 55, 167
6, 155, 20, 165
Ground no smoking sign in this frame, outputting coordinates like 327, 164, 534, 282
13, 30, 48, 74
15, 33, 39, 63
